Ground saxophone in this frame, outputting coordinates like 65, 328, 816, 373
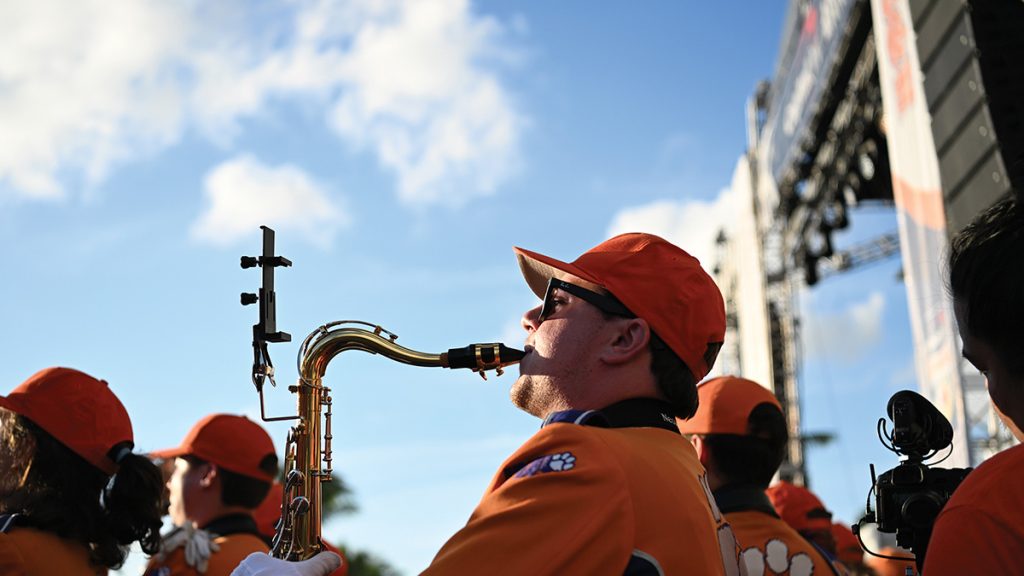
269, 321, 524, 560
241, 226, 523, 560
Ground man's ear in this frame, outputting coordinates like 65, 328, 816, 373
198, 463, 219, 489
690, 434, 710, 467
602, 317, 651, 365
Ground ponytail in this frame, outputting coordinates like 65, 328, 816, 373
102, 451, 163, 558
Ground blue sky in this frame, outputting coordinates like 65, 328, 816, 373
1, 1, 915, 573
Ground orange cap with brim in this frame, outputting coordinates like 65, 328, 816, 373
677, 375, 781, 435
0, 367, 134, 476
765, 480, 833, 532
151, 414, 276, 482
514, 233, 726, 382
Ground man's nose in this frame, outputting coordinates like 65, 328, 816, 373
521, 305, 542, 332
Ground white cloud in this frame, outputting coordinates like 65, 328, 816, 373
605, 186, 739, 271
191, 155, 348, 248
1, 0, 524, 208
803, 291, 887, 362
0, 0, 188, 199
328, 0, 524, 205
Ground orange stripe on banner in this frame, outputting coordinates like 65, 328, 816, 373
892, 174, 946, 231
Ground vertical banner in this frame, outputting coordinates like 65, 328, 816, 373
870, 0, 970, 466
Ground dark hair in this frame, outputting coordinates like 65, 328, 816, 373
948, 191, 1024, 376
702, 403, 789, 488
648, 331, 699, 419
185, 454, 277, 508
0, 414, 162, 570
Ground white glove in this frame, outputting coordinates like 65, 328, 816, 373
157, 524, 221, 573
230, 551, 342, 576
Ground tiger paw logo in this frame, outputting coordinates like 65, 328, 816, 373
548, 452, 576, 471
740, 539, 814, 576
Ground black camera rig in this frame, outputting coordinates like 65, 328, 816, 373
856, 390, 972, 572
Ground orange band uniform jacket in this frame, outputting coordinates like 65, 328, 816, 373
923, 443, 1024, 575
714, 486, 842, 576
144, 514, 269, 576
425, 399, 741, 575
0, 518, 103, 576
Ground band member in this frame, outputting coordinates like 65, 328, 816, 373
144, 414, 278, 576
424, 233, 740, 574
0, 367, 163, 574
679, 375, 843, 575
924, 191, 1024, 574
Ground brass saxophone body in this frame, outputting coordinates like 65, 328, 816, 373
269, 320, 524, 560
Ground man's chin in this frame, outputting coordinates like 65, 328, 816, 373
509, 377, 545, 418
509, 377, 529, 408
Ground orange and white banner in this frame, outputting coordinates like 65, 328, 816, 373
870, 0, 969, 466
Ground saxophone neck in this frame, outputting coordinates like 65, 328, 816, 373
298, 322, 524, 381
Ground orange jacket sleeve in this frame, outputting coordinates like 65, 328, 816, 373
0, 536, 27, 576
423, 425, 633, 575
922, 507, 1018, 575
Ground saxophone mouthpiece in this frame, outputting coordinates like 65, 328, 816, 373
443, 343, 525, 379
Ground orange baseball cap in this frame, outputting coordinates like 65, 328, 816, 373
0, 367, 134, 475
676, 375, 781, 435
151, 414, 276, 482
514, 233, 726, 381
832, 522, 864, 565
765, 480, 833, 532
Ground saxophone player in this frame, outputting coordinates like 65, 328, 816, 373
424, 233, 741, 574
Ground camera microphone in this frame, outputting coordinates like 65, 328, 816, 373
886, 390, 954, 460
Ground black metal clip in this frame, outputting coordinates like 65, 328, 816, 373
241, 226, 292, 391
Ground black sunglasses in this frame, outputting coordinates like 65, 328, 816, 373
538, 278, 635, 322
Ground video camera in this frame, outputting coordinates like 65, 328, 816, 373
857, 390, 972, 571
